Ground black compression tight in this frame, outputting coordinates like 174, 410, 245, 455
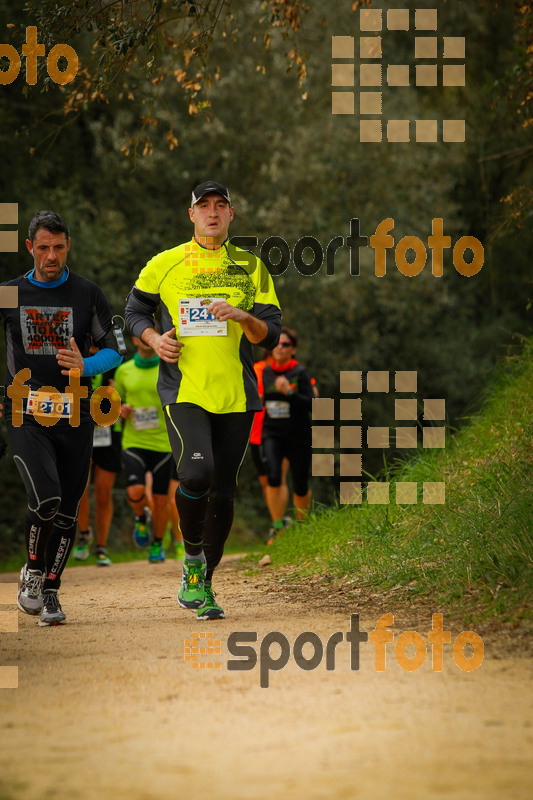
165, 403, 253, 580
262, 435, 312, 497
8, 417, 93, 589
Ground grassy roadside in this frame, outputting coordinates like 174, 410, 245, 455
259, 338, 533, 625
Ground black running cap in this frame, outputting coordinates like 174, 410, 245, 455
191, 181, 231, 206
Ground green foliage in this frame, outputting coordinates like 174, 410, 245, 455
266, 338, 533, 622
2, 0, 311, 156
0, 1, 531, 553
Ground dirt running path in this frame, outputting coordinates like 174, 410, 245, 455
0, 557, 531, 800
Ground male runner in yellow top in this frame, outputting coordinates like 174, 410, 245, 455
125, 181, 281, 619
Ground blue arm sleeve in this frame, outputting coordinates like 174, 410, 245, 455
83, 348, 123, 377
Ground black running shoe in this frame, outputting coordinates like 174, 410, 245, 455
39, 590, 66, 626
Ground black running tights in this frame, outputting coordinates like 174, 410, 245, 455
7, 417, 93, 590
165, 403, 253, 580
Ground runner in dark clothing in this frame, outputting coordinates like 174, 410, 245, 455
261, 327, 314, 542
0, 210, 122, 625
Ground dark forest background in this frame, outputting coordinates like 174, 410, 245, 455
0, 0, 531, 552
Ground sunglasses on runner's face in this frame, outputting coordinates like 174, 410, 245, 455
278, 341, 292, 348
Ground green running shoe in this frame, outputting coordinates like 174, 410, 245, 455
133, 507, 151, 548
177, 559, 206, 609
73, 527, 93, 561
95, 547, 112, 566
197, 581, 225, 620
148, 541, 165, 563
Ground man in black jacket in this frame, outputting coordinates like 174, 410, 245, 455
0, 210, 122, 626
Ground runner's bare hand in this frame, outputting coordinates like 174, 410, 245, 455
57, 337, 85, 376
208, 300, 246, 323
156, 327, 183, 363
274, 376, 292, 394
121, 404, 133, 419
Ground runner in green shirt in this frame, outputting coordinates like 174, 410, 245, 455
113, 336, 174, 563
74, 369, 122, 566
